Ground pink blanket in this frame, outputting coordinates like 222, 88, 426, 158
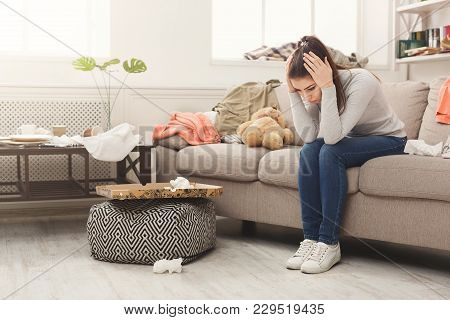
153, 112, 221, 145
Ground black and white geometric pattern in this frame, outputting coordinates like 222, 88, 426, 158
87, 198, 216, 265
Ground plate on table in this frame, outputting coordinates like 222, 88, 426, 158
1, 140, 46, 146
9, 134, 52, 142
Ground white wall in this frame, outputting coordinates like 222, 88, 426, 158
0, 0, 409, 89
109, 0, 412, 87
0, 0, 447, 90
110, 0, 288, 88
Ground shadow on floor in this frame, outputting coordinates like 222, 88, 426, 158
216, 217, 450, 273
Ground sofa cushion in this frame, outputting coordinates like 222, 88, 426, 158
176, 144, 269, 182
258, 146, 360, 194
275, 84, 303, 146
381, 81, 429, 139
418, 77, 450, 144
359, 154, 450, 202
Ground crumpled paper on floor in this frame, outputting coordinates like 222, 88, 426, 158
153, 258, 183, 274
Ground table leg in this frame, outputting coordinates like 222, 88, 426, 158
84, 154, 89, 195
151, 148, 156, 183
24, 154, 30, 200
68, 154, 73, 180
16, 155, 24, 193
139, 149, 152, 185
116, 159, 126, 184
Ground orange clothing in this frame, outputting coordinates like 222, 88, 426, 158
435, 77, 450, 124
153, 112, 221, 145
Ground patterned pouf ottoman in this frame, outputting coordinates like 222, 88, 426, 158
87, 198, 216, 265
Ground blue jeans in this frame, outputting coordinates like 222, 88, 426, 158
298, 135, 407, 245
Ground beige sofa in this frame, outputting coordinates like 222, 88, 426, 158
155, 77, 450, 252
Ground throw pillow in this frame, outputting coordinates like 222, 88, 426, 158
418, 77, 450, 144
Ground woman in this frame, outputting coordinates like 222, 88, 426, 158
285, 36, 407, 274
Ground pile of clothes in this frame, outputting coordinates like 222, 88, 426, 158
153, 79, 282, 149
244, 42, 369, 68
152, 112, 221, 150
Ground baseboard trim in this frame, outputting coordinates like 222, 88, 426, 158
0, 197, 105, 211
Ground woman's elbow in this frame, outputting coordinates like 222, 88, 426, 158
300, 131, 319, 144
302, 136, 316, 144
297, 126, 318, 144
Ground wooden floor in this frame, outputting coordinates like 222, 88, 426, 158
0, 207, 449, 300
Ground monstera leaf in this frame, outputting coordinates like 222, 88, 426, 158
72, 55, 148, 131
72, 56, 96, 71
99, 59, 120, 70
123, 58, 147, 73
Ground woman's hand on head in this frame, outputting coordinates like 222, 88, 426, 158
303, 52, 334, 89
285, 54, 296, 93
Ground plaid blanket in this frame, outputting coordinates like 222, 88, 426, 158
244, 42, 368, 68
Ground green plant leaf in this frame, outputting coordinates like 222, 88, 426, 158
123, 58, 147, 73
99, 58, 120, 70
72, 56, 96, 71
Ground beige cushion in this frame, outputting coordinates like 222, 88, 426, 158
418, 77, 450, 144
381, 81, 429, 139
176, 144, 269, 182
275, 84, 303, 146
186, 177, 259, 221
258, 146, 360, 193
343, 193, 450, 251
359, 154, 450, 202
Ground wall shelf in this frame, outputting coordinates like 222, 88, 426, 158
394, 0, 450, 66
397, 0, 450, 14
396, 51, 450, 63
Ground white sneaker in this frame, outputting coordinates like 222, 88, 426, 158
301, 242, 341, 274
286, 239, 317, 270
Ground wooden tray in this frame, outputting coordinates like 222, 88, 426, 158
96, 182, 223, 200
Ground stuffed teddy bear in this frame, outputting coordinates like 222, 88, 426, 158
237, 107, 295, 150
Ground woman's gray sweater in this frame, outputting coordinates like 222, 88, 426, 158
289, 68, 407, 144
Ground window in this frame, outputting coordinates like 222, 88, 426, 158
0, 0, 110, 58
314, 0, 358, 55
212, 0, 358, 60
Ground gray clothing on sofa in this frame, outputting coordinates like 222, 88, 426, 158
289, 69, 407, 144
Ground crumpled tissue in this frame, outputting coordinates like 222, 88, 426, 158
167, 177, 192, 192
153, 258, 183, 274
46, 135, 80, 147
404, 139, 443, 157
